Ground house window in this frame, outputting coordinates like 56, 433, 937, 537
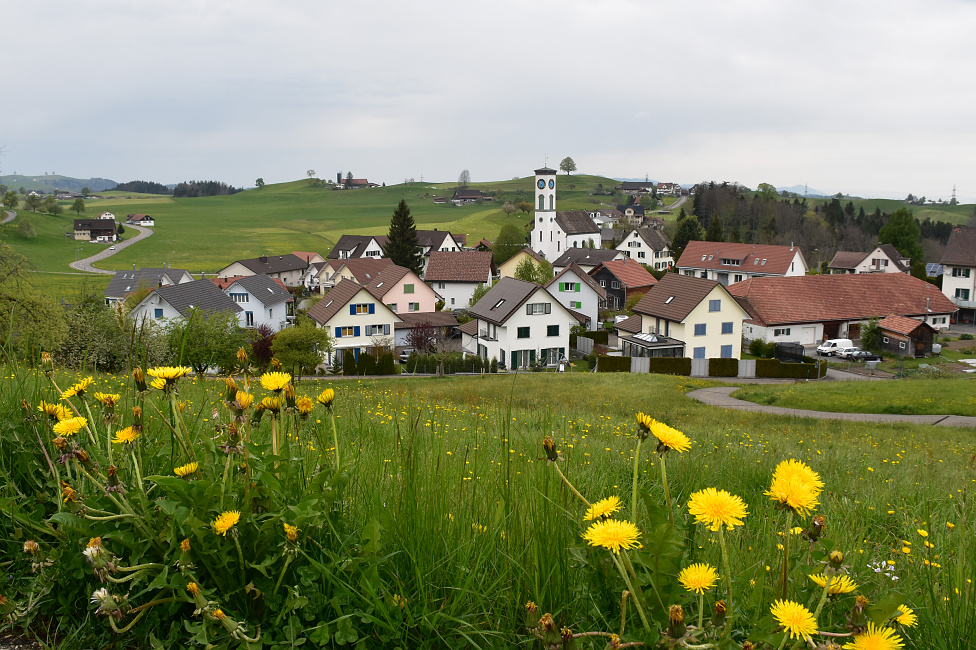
570, 301, 581, 309
882, 336, 889, 344
547, 325, 559, 336
720, 344, 733, 358
700, 271, 708, 279
388, 303, 398, 313
899, 341, 906, 349
526, 303, 551, 315
734, 274, 743, 283
693, 347, 706, 359
599, 280, 606, 287
517, 327, 530, 339
559, 282, 580, 292
404, 284, 415, 293
709, 299, 721, 312
339, 326, 357, 337
956, 288, 971, 301
365, 324, 391, 336
637, 251, 646, 259
722, 322, 734, 334
229, 292, 249, 303
773, 327, 791, 336
952, 267, 971, 278
611, 280, 620, 289
154, 308, 163, 319
365, 250, 380, 257
437, 282, 446, 290
245, 312, 254, 327
269, 308, 273, 318
352, 303, 373, 314
409, 302, 420, 312
694, 323, 706, 336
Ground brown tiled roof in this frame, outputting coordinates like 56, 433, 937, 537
727, 274, 957, 326
567, 308, 588, 325
555, 210, 600, 235
458, 319, 478, 335
877, 314, 933, 336
364, 264, 411, 299
941, 226, 976, 267
597, 259, 658, 289
876, 244, 911, 270
552, 248, 622, 269
827, 251, 867, 269
547, 263, 607, 299
393, 311, 459, 329
424, 251, 495, 282
292, 251, 321, 263
633, 273, 721, 322
615, 314, 643, 333
677, 241, 804, 275
635, 227, 671, 250
338, 258, 394, 283
468, 277, 540, 325
307, 279, 366, 325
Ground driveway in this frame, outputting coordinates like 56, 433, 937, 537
69, 224, 153, 274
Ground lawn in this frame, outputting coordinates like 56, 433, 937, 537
731, 375, 976, 415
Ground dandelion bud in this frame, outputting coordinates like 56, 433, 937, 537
296, 396, 314, 418
186, 582, 200, 596
635, 412, 652, 441
105, 465, 125, 494
742, 643, 757, 650
828, 550, 844, 569
284, 382, 297, 409
224, 377, 238, 402
181, 538, 191, 553
283, 523, 299, 544
250, 405, 266, 426
270, 357, 281, 370
668, 604, 686, 639
604, 633, 621, 650
41, 351, 54, 371
561, 627, 577, 650
61, 482, 79, 503
90, 588, 119, 616
23, 540, 39, 555
543, 435, 559, 462
133, 367, 147, 392
848, 595, 869, 630
316, 388, 335, 409
186, 582, 207, 609
52, 436, 68, 451
711, 599, 727, 627
228, 423, 240, 443
539, 613, 560, 646
804, 514, 826, 542
237, 346, 248, 364
524, 601, 540, 629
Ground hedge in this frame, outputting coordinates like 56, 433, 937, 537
708, 358, 739, 377
335, 351, 397, 375
755, 359, 826, 379
596, 355, 631, 372
403, 352, 495, 374
646, 357, 692, 375
582, 330, 610, 345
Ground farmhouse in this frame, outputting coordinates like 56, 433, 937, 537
451, 188, 486, 205
827, 244, 911, 274
729, 274, 956, 345
424, 251, 496, 309
940, 225, 976, 324
126, 214, 155, 227
676, 241, 807, 286
104, 267, 194, 306
73, 219, 118, 242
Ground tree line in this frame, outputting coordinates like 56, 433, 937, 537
112, 180, 173, 194
172, 180, 243, 198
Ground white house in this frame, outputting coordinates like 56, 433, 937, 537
416, 229, 465, 274
326, 235, 388, 260
545, 263, 606, 329
125, 214, 155, 227
461, 277, 577, 369
530, 167, 601, 260
828, 244, 911, 275
220, 274, 293, 331
306, 278, 400, 366
217, 254, 310, 288
104, 267, 194, 306
127, 279, 242, 326
424, 251, 496, 309
616, 227, 673, 270
97, 211, 116, 220
631, 273, 748, 359
941, 226, 976, 325
675, 241, 807, 286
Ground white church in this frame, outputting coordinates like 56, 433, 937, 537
531, 166, 601, 260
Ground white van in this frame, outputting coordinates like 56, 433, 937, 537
817, 338, 854, 356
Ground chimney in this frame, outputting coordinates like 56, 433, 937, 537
927, 297, 931, 311
790, 242, 794, 250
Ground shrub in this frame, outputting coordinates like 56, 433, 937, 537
342, 350, 357, 374
748, 338, 776, 358
596, 355, 630, 372
960, 333, 974, 341
755, 359, 825, 379
490, 357, 498, 373
708, 358, 738, 377
583, 330, 609, 345
645, 357, 692, 375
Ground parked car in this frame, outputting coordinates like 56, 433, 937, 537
816, 338, 854, 356
109, 245, 116, 250
398, 349, 415, 364
836, 347, 860, 359
849, 350, 883, 362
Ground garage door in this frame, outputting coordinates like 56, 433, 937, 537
800, 326, 816, 345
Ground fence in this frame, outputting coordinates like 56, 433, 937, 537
576, 337, 594, 355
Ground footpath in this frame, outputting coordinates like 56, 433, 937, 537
687, 386, 976, 428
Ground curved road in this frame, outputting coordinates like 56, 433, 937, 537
687, 386, 976, 428
2, 210, 14, 224
69, 223, 153, 274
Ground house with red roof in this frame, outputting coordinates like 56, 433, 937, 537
941, 225, 976, 324
307, 278, 401, 367
424, 251, 496, 309
588, 258, 657, 311
728, 274, 956, 345
676, 241, 807, 287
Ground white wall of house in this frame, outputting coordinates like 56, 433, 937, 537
128, 294, 183, 325
315, 289, 398, 365
382, 275, 438, 314
429, 280, 484, 309
743, 322, 824, 346
550, 269, 601, 329
849, 247, 906, 274
640, 286, 746, 358
218, 262, 254, 278
224, 281, 290, 332
566, 232, 600, 249
616, 232, 673, 270
942, 264, 976, 309
473, 289, 574, 368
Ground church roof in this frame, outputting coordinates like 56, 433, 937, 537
555, 210, 599, 235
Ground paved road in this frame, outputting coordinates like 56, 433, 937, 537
687, 386, 976, 428
68, 224, 153, 274
2, 210, 14, 224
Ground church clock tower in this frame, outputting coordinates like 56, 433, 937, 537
533, 166, 558, 260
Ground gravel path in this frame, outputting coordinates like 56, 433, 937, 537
69, 223, 153, 274
2, 210, 15, 224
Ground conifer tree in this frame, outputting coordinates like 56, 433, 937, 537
386, 199, 423, 274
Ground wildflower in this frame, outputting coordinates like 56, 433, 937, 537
849, 595, 870, 630
237, 346, 248, 364
40, 351, 54, 371
650, 419, 691, 454
131, 405, 143, 429
90, 588, 121, 617
174, 461, 199, 478
842, 622, 904, 650
61, 482, 79, 503
678, 563, 719, 594
150, 377, 167, 391
284, 382, 297, 408
771, 599, 817, 642
765, 458, 824, 518
687, 487, 748, 531
38, 400, 70, 421
804, 514, 826, 542
947, 522, 955, 529
260, 396, 282, 415
270, 357, 282, 370
711, 600, 727, 627
235, 391, 253, 410
525, 601, 541, 628
893, 605, 916, 628
916, 529, 928, 537
667, 605, 686, 640
636, 411, 653, 440
105, 465, 125, 494
295, 396, 314, 417
283, 523, 299, 543
132, 367, 148, 392
53, 416, 87, 437
542, 434, 564, 464
112, 426, 140, 445
212, 510, 241, 536
180, 538, 191, 552
828, 550, 845, 569
147, 366, 192, 381
584, 496, 622, 521
581, 519, 641, 554
391, 594, 407, 609
94, 392, 121, 408
316, 388, 335, 408
260, 371, 291, 392
62, 377, 94, 399
23, 540, 39, 555
186, 582, 201, 596
809, 573, 858, 594
212, 608, 226, 621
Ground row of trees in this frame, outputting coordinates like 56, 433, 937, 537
172, 180, 242, 198
112, 180, 172, 194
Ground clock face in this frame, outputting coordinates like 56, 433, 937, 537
548, 179, 555, 189
537, 179, 546, 189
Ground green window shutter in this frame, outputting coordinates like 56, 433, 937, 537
559, 282, 564, 291
404, 284, 414, 294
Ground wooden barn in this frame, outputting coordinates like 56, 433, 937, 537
877, 315, 936, 358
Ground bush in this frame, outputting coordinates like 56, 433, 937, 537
377, 352, 396, 375
583, 330, 609, 345
748, 338, 776, 358
587, 352, 597, 368
708, 358, 738, 377
490, 357, 498, 373
755, 359, 825, 379
342, 350, 357, 374
646, 357, 692, 375
596, 355, 631, 372
357, 352, 377, 376
960, 333, 974, 341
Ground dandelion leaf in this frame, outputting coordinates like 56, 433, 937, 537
868, 592, 906, 624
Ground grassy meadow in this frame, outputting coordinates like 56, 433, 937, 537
1, 364, 973, 648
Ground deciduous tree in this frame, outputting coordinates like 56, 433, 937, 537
24, 194, 41, 212
559, 157, 577, 175
42, 196, 62, 215
878, 207, 924, 265
271, 317, 333, 377
386, 199, 423, 274
492, 223, 526, 264
502, 200, 515, 218
2, 190, 17, 209
458, 169, 470, 187
255, 178, 265, 189
167, 308, 245, 374
71, 198, 86, 215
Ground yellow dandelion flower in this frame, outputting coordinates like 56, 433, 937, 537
842, 622, 905, 650
146, 366, 192, 381
235, 391, 253, 410
581, 519, 641, 554
62, 377, 94, 399
584, 496, 622, 521
687, 487, 748, 531
296, 396, 314, 416
649, 419, 691, 453
260, 396, 282, 413
916, 529, 928, 537
94, 392, 121, 407
180, 538, 191, 552
316, 388, 335, 408
212, 510, 241, 536
260, 371, 292, 392
112, 426, 140, 445
808, 573, 858, 594
893, 605, 916, 628
283, 523, 299, 543
52, 417, 87, 437
678, 563, 719, 594
149, 377, 167, 391
186, 582, 200, 595
771, 599, 817, 641
765, 459, 824, 518
212, 608, 226, 621
38, 400, 71, 421
174, 462, 199, 477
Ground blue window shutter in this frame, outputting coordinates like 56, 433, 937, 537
335, 327, 342, 338
349, 304, 356, 315
369, 303, 375, 314
354, 326, 360, 337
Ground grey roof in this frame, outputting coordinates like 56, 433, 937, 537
326, 235, 388, 260
105, 268, 191, 300
238, 253, 309, 274
535, 167, 557, 174
393, 311, 459, 329
552, 248, 622, 269
226, 274, 293, 306
634, 227, 671, 250
547, 263, 606, 299
151, 279, 242, 317
942, 226, 976, 266
633, 273, 722, 322
468, 277, 541, 326
555, 210, 600, 235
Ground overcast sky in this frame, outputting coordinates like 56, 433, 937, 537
4, 0, 976, 200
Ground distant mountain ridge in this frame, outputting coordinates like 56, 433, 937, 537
0, 174, 117, 194
775, 184, 830, 198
